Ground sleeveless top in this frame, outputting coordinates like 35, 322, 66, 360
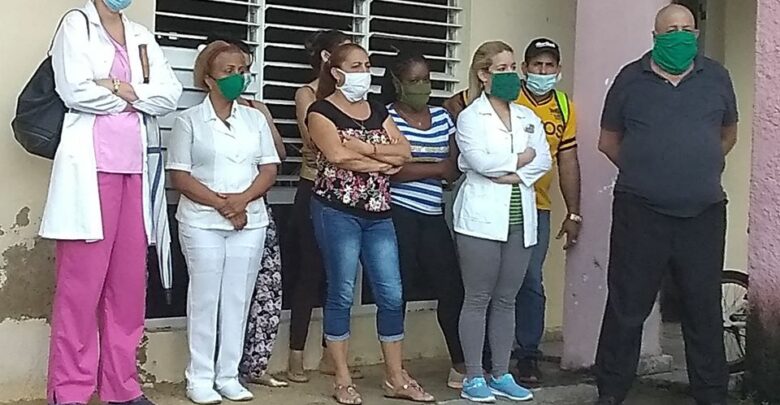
308, 100, 393, 218
299, 85, 318, 181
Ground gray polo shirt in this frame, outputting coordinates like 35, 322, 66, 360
601, 52, 738, 217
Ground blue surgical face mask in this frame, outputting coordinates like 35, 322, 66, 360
525, 72, 560, 96
103, 0, 132, 12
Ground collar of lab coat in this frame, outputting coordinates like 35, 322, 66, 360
471, 91, 531, 137
200, 96, 242, 138
200, 96, 240, 123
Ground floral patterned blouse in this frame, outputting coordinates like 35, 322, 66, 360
308, 100, 392, 217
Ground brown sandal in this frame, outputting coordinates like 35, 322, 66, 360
286, 369, 309, 383
383, 380, 435, 403
333, 384, 362, 405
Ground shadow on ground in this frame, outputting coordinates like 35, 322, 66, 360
3, 356, 749, 405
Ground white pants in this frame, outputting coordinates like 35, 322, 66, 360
179, 224, 267, 390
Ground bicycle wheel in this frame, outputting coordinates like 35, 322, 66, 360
721, 270, 748, 374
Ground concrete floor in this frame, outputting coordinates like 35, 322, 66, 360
6, 323, 750, 404
5, 357, 747, 405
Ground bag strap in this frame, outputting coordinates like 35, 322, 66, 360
48, 9, 90, 55
554, 89, 570, 129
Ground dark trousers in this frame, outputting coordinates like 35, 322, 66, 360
285, 179, 326, 351
595, 194, 729, 404
392, 205, 465, 365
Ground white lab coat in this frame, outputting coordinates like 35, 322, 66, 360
40, 1, 182, 241
453, 92, 552, 245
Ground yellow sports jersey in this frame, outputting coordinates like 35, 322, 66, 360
515, 86, 577, 211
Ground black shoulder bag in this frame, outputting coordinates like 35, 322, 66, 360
11, 9, 90, 159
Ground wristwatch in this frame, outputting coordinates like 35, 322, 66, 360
112, 78, 121, 95
568, 213, 583, 223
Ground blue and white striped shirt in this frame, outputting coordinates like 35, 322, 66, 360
388, 106, 455, 216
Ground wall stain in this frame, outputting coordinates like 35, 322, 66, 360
0, 239, 55, 321
747, 304, 780, 403
137, 334, 157, 384
13, 207, 31, 229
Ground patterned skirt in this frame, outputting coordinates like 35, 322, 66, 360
240, 205, 283, 379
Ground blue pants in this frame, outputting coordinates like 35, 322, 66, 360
310, 198, 405, 343
513, 210, 551, 360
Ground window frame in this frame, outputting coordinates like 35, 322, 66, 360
147, 0, 462, 328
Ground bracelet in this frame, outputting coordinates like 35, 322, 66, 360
372, 144, 378, 156
112, 78, 121, 95
568, 213, 583, 223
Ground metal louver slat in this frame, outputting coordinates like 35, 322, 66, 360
156, 11, 262, 28
265, 23, 363, 37
156, 0, 461, 196
370, 31, 460, 45
373, 0, 462, 10
370, 49, 459, 63
368, 0, 461, 102
265, 4, 364, 19
197, 0, 257, 6
370, 15, 462, 29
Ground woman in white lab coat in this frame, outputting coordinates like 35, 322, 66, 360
452, 41, 551, 403
40, 1, 181, 405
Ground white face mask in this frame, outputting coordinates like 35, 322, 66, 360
336, 69, 372, 102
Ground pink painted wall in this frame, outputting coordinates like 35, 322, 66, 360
561, 0, 670, 370
749, 0, 780, 332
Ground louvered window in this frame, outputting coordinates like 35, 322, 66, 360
146, 0, 461, 321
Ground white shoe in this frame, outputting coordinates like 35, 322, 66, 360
216, 380, 254, 402
186, 387, 222, 405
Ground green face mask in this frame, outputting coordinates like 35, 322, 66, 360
652, 30, 698, 75
396, 79, 432, 111
215, 73, 246, 101
489, 71, 522, 102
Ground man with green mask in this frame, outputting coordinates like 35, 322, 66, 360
594, 4, 737, 405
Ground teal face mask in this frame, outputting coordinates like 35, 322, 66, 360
652, 30, 698, 75
489, 71, 522, 102
215, 74, 246, 101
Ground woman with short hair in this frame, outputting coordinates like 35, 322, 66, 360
167, 40, 279, 404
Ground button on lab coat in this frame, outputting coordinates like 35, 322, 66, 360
453, 92, 552, 245
39, 1, 183, 242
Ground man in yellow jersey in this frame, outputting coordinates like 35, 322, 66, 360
511, 38, 582, 384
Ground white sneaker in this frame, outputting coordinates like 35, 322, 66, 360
216, 380, 254, 402
186, 387, 222, 405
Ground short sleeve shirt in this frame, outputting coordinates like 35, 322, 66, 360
600, 53, 738, 217
516, 86, 577, 210
166, 97, 281, 230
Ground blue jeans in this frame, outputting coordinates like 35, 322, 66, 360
513, 210, 551, 360
310, 198, 405, 343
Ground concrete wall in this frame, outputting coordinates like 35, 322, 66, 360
458, 0, 578, 339
561, 0, 670, 370
720, 0, 755, 273
701, 0, 754, 274
747, 0, 780, 401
